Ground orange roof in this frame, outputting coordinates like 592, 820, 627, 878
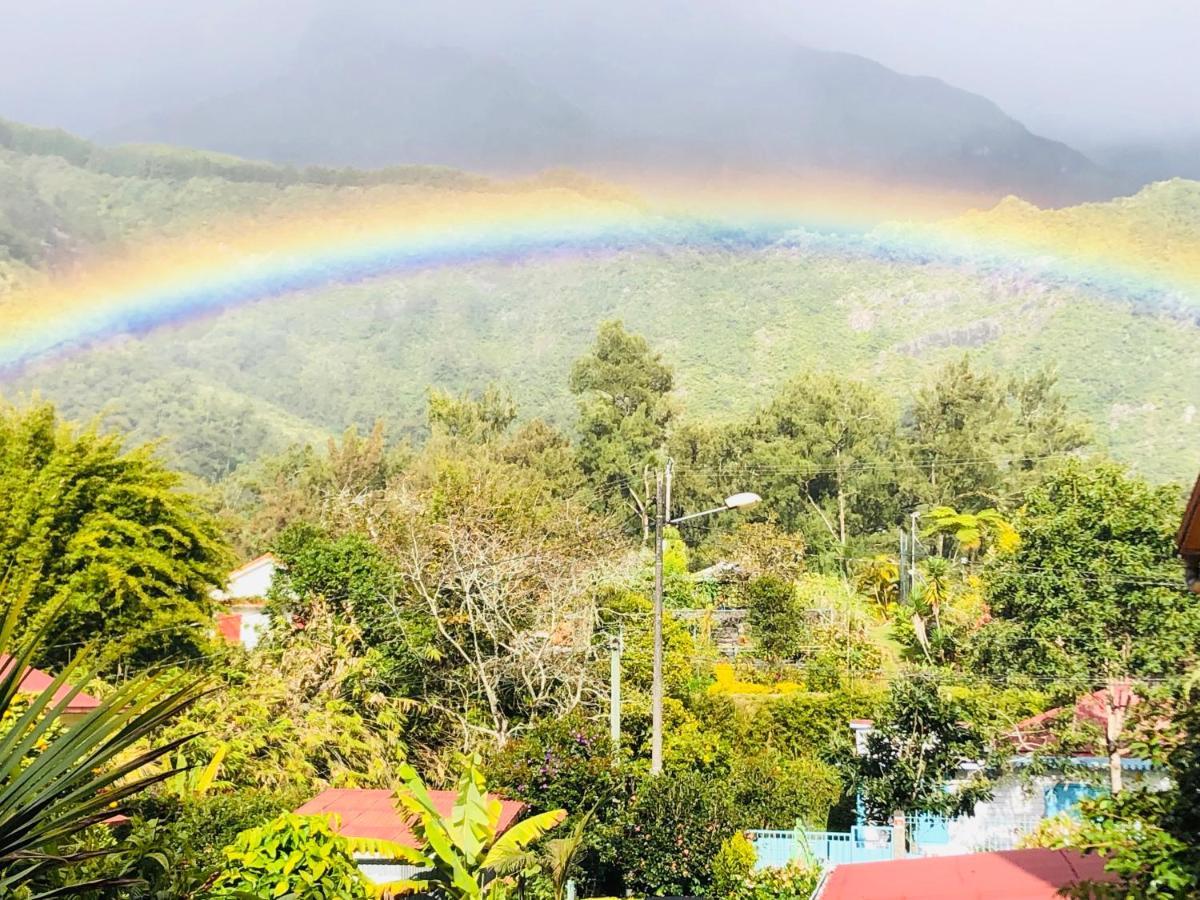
295, 789, 526, 847
817, 849, 1117, 899
0, 654, 101, 714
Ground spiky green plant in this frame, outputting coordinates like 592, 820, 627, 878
0, 592, 206, 897
351, 755, 566, 899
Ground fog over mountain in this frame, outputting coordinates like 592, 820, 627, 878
1, 0, 1196, 201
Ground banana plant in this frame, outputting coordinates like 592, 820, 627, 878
351, 755, 566, 899
0, 592, 207, 897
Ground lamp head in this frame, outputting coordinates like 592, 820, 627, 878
724, 492, 762, 510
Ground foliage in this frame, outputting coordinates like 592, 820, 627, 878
209, 812, 368, 899
711, 832, 757, 898
0, 595, 206, 897
765, 685, 887, 760
569, 320, 674, 538
485, 713, 622, 823
616, 769, 737, 897
728, 753, 842, 830
0, 400, 231, 670
123, 787, 308, 896
923, 505, 1019, 559
724, 861, 823, 900
697, 522, 806, 583
746, 576, 805, 662
358, 755, 566, 899
853, 673, 997, 825
972, 459, 1199, 682
159, 607, 407, 794
903, 359, 1089, 510
1032, 691, 1200, 898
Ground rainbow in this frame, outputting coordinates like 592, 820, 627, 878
1, 180, 1198, 371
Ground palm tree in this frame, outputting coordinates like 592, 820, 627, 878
353, 756, 566, 899
923, 506, 1018, 561
0, 593, 206, 897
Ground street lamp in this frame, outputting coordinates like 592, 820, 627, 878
651, 474, 760, 774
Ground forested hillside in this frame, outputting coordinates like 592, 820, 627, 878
1, 118, 1198, 482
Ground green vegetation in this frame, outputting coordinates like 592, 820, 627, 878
1, 120, 1199, 484
209, 813, 368, 900
0, 400, 231, 671
0, 595, 205, 897
0, 298, 1197, 896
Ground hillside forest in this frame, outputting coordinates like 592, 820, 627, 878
2, 117, 1200, 487
2, 314, 1199, 897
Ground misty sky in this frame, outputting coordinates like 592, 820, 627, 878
1, 0, 1197, 146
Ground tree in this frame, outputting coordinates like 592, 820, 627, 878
0, 595, 206, 897
903, 359, 1087, 511
208, 813, 368, 899
1034, 686, 1200, 898
0, 401, 232, 670
428, 385, 518, 444
853, 674, 996, 847
746, 576, 805, 662
377, 455, 622, 749
971, 460, 1200, 787
569, 321, 674, 540
356, 756, 566, 899
745, 372, 900, 557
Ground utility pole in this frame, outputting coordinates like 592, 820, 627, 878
609, 631, 623, 753
909, 511, 920, 590
650, 468, 667, 775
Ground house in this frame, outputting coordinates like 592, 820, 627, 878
751, 694, 1166, 869
814, 848, 1117, 899
294, 788, 526, 886
854, 690, 1165, 858
1180, 473, 1200, 594
211, 553, 277, 650
0, 654, 101, 726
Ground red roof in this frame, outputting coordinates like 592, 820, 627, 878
0, 654, 101, 714
1008, 684, 1141, 754
817, 849, 1118, 899
295, 788, 526, 847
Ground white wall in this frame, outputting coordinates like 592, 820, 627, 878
225, 557, 276, 600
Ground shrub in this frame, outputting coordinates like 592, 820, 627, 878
486, 712, 622, 817
126, 787, 307, 889
209, 813, 368, 899
712, 831, 757, 897
729, 754, 842, 830
765, 686, 886, 760
616, 770, 737, 896
731, 861, 822, 899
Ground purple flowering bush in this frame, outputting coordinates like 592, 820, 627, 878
617, 769, 738, 897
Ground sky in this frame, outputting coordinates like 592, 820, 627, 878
0, 0, 1196, 146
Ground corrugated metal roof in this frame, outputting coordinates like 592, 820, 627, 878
0, 654, 101, 713
817, 848, 1117, 899
295, 788, 526, 847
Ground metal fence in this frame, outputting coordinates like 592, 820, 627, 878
747, 826, 894, 869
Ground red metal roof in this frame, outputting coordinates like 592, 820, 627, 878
1007, 684, 1147, 755
818, 849, 1117, 899
295, 789, 526, 847
0, 654, 101, 713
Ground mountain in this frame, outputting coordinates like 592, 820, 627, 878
98, 26, 1116, 206
1, 120, 1196, 484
